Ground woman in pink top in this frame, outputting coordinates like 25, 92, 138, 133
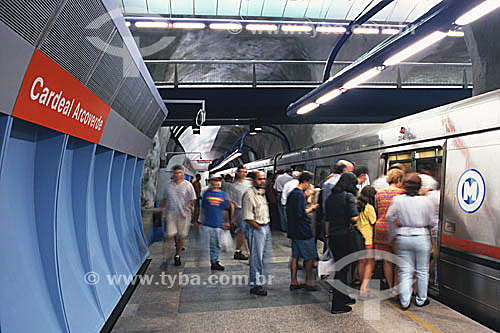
374, 169, 404, 293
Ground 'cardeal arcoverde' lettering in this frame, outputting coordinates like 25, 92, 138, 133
30, 76, 104, 131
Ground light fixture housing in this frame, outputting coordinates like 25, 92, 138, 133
135, 21, 170, 29
343, 67, 384, 90
455, 0, 500, 25
296, 102, 320, 115
315, 89, 343, 104
316, 26, 347, 34
172, 22, 206, 29
281, 25, 313, 32
209, 23, 242, 31
447, 30, 465, 37
352, 27, 379, 34
246, 24, 278, 31
210, 150, 243, 172
383, 31, 447, 66
381, 28, 400, 35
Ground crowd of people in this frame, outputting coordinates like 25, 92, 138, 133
160, 160, 440, 314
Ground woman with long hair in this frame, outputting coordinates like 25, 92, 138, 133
356, 185, 377, 298
386, 173, 435, 310
374, 168, 404, 295
325, 172, 359, 314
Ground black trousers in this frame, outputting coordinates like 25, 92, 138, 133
329, 234, 351, 309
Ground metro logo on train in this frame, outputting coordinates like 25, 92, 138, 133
12, 49, 111, 144
457, 169, 485, 213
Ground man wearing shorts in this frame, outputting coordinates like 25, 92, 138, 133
286, 171, 319, 291
161, 165, 196, 266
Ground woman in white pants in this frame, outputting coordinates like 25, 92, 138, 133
386, 173, 436, 310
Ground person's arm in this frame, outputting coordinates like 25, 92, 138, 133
223, 210, 230, 230
242, 191, 262, 230
366, 204, 377, 225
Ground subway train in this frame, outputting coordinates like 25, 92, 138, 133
218, 88, 500, 330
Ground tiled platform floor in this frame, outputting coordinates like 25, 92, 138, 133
112, 222, 493, 333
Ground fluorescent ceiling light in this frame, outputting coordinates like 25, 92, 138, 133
353, 27, 379, 34
384, 31, 447, 66
281, 25, 313, 32
448, 30, 465, 37
172, 22, 205, 29
343, 67, 383, 90
211, 151, 242, 171
135, 21, 170, 28
246, 24, 278, 31
455, 0, 500, 25
255, 127, 263, 131
382, 28, 400, 35
296, 102, 320, 115
315, 89, 343, 104
209, 23, 242, 31
316, 26, 347, 34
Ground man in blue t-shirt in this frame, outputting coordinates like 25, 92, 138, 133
201, 177, 230, 271
286, 171, 319, 291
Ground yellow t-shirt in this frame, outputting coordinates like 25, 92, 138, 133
357, 203, 377, 247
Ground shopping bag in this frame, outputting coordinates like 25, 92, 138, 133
219, 229, 235, 253
148, 211, 166, 245
318, 250, 335, 279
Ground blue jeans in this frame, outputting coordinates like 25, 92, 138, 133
248, 224, 272, 287
202, 226, 221, 265
396, 235, 432, 308
276, 192, 287, 231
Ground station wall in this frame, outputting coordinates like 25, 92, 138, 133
0, 116, 149, 332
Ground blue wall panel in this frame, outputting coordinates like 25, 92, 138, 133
111, 153, 139, 274
0, 116, 148, 332
88, 147, 122, 317
123, 156, 142, 271
133, 158, 149, 261
56, 138, 105, 332
0, 119, 68, 332
94, 148, 131, 293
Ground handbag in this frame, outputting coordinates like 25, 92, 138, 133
148, 211, 166, 245
343, 193, 365, 253
349, 224, 366, 254
318, 250, 335, 279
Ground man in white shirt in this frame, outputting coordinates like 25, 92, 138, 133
274, 170, 293, 232
243, 171, 272, 296
161, 165, 196, 267
281, 171, 301, 207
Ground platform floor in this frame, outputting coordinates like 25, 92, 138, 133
112, 226, 493, 333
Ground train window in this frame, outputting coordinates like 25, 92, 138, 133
314, 166, 331, 186
386, 147, 443, 180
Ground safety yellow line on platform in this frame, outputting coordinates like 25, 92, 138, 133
388, 301, 440, 333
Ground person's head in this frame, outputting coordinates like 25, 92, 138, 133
235, 165, 247, 180
224, 174, 233, 183
208, 177, 222, 191
356, 185, 377, 213
337, 160, 354, 173
386, 168, 404, 187
247, 171, 256, 180
389, 163, 407, 174
402, 173, 422, 196
292, 171, 301, 179
253, 171, 266, 189
172, 165, 184, 182
298, 171, 313, 185
332, 172, 358, 196
420, 162, 436, 177
354, 166, 369, 185
195, 174, 201, 181
286, 169, 292, 175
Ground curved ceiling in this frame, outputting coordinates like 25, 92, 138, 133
120, 0, 442, 23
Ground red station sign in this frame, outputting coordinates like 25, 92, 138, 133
12, 49, 111, 144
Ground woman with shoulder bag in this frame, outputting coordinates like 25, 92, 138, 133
325, 172, 359, 314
